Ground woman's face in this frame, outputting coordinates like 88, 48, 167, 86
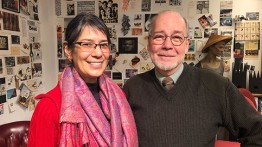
66, 26, 110, 83
212, 41, 226, 56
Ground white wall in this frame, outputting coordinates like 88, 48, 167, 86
0, 0, 57, 125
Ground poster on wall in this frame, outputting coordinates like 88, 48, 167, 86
99, 0, 118, 23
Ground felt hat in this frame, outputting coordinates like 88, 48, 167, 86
202, 34, 232, 53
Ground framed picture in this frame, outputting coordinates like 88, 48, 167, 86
0, 36, 8, 50
118, 37, 138, 54
2, 0, 20, 13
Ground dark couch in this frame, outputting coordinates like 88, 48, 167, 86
0, 121, 30, 147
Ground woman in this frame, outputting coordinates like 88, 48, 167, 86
28, 12, 138, 147
195, 34, 232, 76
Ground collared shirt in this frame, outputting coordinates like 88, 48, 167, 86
155, 64, 184, 88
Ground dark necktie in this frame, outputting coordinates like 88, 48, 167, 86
162, 77, 174, 90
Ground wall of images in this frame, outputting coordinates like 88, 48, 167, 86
56, 0, 261, 84
0, 0, 262, 124
0, 0, 42, 124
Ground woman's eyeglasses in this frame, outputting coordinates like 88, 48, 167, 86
73, 42, 112, 53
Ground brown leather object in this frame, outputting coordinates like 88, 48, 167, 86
0, 121, 30, 147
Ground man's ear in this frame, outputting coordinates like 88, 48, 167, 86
63, 42, 72, 61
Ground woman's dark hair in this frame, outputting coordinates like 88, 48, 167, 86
65, 12, 111, 48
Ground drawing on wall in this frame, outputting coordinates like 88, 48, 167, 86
2, 0, 20, 13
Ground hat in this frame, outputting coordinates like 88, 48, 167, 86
202, 34, 232, 53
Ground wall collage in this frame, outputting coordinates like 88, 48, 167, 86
56, 0, 260, 86
0, 0, 41, 116
0, 0, 261, 116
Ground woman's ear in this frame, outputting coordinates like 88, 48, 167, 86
63, 42, 72, 62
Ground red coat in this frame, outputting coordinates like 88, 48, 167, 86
28, 83, 61, 147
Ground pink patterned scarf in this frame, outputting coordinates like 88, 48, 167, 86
59, 67, 138, 147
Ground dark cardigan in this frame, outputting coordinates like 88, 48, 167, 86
123, 64, 262, 147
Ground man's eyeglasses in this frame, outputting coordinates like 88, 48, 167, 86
73, 42, 112, 53
150, 33, 188, 46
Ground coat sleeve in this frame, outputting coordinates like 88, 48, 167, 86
28, 97, 60, 147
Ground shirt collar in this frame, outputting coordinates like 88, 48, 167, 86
155, 64, 184, 85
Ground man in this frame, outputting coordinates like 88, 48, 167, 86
123, 10, 262, 147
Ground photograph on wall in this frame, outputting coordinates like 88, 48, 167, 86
244, 40, 259, 59
0, 77, 7, 104
198, 15, 209, 28
0, 104, 4, 115
139, 47, 150, 60
32, 62, 42, 78
220, 0, 232, 27
99, 0, 118, 23
126, 69, 138, 78
196, 1, 209, 14
142, 0, 151, 11
144, 13, 157, 32
17, 65, 32, 81
0, 58, 3, 75
5, 57, 16, 67
118, 37, 138, 54
20, 0, 29, 15
169, 0, 182, 6
11, 35, 20, 44
66, 1, 75, 16
7, 88, 17, 99
77, 1, 95, 14
18, 82, 31, 108
3, 12, 20, 31
246, 12, 259, 21
29, 0, 39, 20
0, 36, 8, 50
2, 0, 20, 13
140, 62, 154, 73
112, 72, 122, 80
26, 79, 43, 92
188, 40, 195, 52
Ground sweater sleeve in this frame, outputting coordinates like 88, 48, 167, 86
224, 83, 262, 146
28, 97, 60, 147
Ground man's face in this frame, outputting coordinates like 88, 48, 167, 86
124, 40, 133, 51
148, 12, 189, 76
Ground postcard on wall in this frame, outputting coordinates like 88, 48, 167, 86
2, 0, 20, 13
